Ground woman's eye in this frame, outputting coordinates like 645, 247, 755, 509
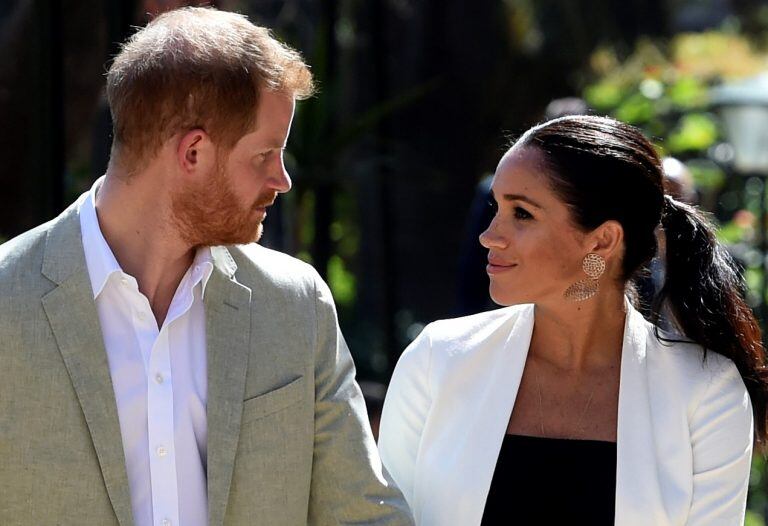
514, 206, 532, 220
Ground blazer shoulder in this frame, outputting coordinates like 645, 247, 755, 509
424, 304, 529, 341
416, 304, 532, 361
0, 193, 83, 284
644, 322, 745, 405
0, 220, 53, 284
228, 243, 322, 294
647, 323, 734, 369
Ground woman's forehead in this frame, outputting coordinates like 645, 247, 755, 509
497, 144, 547, 171
493, 147, 550, 194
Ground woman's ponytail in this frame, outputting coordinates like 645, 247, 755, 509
658, 195, 768, 442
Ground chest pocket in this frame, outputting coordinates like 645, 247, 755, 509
241, 375, 306, 425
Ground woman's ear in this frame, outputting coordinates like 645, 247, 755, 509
587, 220, 624, 261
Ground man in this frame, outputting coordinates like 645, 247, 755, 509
0, 7, 412, 526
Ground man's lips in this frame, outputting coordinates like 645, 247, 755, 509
253, 198, 276, 214
254, 193, 278, 210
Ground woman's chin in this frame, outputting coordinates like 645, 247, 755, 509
489, 288, 531, 307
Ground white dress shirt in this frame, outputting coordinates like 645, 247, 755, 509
78, 181, 213, 526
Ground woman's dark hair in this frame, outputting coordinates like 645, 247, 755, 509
516, 114, 768, 443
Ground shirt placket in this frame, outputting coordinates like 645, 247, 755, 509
147, 327, 179, 526
131, 292, 180, 526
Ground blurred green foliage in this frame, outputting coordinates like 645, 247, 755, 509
583, 31, 768, 147
584, 32, 768, 159
327, 190, 360, 309
749, 452, 767, 526
581, 28, 768, 280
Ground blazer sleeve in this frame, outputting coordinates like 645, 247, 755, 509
687, 359, 754, 525
378, 325, 433, 512
307, 271, 414, 526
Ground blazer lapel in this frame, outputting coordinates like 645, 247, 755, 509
40, 202, 134, 526
434, 305, 535, 526
614, 302, 667, 526
205, 246, 252, 526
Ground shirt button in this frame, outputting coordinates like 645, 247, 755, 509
157, 446, 168, 457
120, 277, 129, 286
155, 373, 164, 384
137, 311, 146, 321
162, 520, 171, 526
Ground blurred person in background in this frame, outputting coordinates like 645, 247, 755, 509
636, 156, 698, 325
660, 156, 697, 204
379, 115, 766, 525
0, 7, 412, 526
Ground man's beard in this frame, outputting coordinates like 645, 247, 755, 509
172, 164, 276, 247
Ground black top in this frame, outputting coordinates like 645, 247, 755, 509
481, 434, 617, 525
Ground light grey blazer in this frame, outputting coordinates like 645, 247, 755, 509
0, 196, 413, 526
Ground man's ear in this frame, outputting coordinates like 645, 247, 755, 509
586, 220, 624, 261
176, 128, 216, 176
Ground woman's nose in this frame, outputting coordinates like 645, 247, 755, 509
479, 224, 506, 249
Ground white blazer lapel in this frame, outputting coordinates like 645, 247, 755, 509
466, 304, 535, 525
416, 305, 535, 526
614, 302, 669, 526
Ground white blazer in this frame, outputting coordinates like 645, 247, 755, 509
378, 301, 753, 526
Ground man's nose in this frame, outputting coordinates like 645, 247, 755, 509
271, 158, 292, 193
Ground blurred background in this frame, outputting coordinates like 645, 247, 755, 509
3, 0, 768, 520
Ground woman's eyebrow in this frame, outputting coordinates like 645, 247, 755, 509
491, 190, 544, 209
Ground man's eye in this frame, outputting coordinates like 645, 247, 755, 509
254, 151, 271, 164
514, 207, 532, 220
487, 199, 498, 213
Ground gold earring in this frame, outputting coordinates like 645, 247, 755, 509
564, 253, 606, 301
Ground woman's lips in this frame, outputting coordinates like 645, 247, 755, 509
486, 262, 517, 274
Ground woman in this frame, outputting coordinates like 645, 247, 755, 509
378, 115, 768, 525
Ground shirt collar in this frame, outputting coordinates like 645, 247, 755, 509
78, 177, 215, 300
190, 244, 215, 299
78, 178, 122, 299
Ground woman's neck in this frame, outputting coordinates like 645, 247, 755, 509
529, 288, 627, 372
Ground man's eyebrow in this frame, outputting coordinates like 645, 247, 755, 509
491, 191, 544, 209
255, 144, 286, 154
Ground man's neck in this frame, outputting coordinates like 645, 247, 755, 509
95, 171, 196, 326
